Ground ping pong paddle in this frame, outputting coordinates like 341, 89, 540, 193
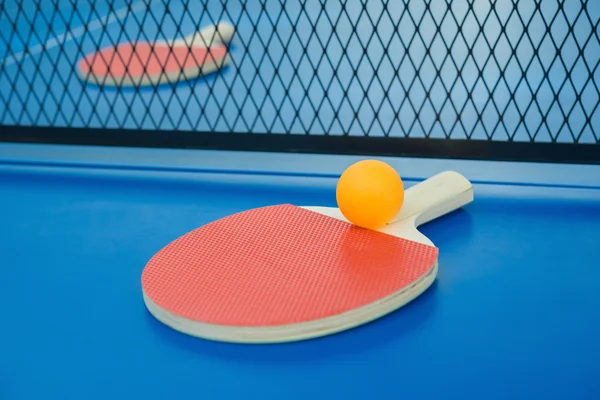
141, 170, 473, 343
77, 22, 235, 87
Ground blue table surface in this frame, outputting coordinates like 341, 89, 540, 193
1, 143, 600, 399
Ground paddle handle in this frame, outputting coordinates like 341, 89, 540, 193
179, 22, 235, 47
389, 171, 473, 227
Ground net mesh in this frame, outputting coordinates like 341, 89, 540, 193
0, 0, 598, 153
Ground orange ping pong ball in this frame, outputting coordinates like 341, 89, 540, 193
336, 160, 404, 230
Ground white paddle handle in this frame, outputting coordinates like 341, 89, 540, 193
177, 22, 235, 47
389, 171, 473, 227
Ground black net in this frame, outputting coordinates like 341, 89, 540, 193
0, 0, 599, 162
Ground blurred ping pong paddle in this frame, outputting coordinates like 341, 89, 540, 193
77, 21, 235, 87
141, 171, 473, 343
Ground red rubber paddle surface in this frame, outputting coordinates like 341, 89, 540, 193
78, 42, 228, 80
141, 204, 438, 327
